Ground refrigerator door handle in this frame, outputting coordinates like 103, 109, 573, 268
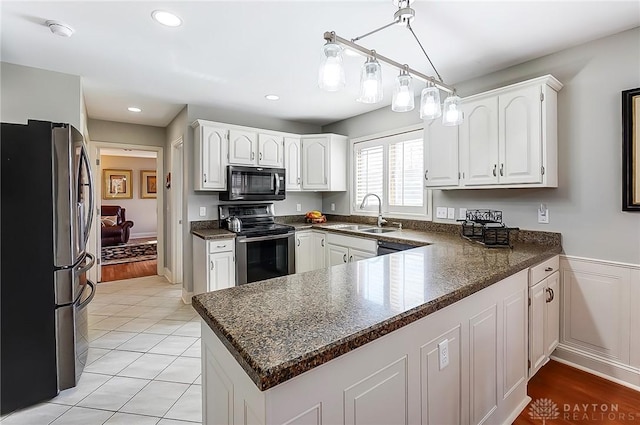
78, 253, 95, 275
77, 280, 95, 310
79, 144, 94, 247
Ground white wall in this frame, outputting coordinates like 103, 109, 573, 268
1, 62, 82, 130
100, 155, 158, 238
323, 27, 640, 265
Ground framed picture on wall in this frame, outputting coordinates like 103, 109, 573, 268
141, 170, 157, 199
623, 87, 640, 211
103, 169, 132, 199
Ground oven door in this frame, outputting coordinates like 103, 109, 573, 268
221, 166, 285, 201
236, 232, 295, 285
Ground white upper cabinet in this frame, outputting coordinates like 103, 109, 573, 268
434, 75, 561, 190
424, 116, 460, 187
460, 96, 499, 186
301, 134, 347, 191
258, 133, 284, 167
284, 137, 302, 191
228, 129, 258, 165
193, 121, 227, 191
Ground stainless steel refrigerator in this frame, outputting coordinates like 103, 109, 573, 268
1, 120, 96, 414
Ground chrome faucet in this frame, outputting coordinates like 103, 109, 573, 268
359, 193, 387, 227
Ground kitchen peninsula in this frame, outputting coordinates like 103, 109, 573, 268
192, 225, 561, 425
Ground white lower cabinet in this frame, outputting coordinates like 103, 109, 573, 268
528, 255, 560, 377
201, 269, 529, 425
326, 233, 377, 266
193, 237, 235, 295
295, 230, 326, 273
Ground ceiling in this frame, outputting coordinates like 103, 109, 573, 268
101, 148, 158, 158
2, 1, 638, 128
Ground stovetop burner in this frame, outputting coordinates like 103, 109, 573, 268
218, 203, 294, 237
235, 223, 294, 237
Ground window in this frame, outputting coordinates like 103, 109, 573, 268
353, 129, 429, 217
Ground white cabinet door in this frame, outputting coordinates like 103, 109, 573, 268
284, 137, 302, 191
529, 280, 546, 377
327, 243, 349, 266
460, 97, 499, 186
302, 137, 329, 190
469, 305, 498, 425
229, 129, 258, 165
349, 248, 376, 263
209, 251, 235, 291
312, 231, 326, 270
545, 271, 560, 356
498, 85, 542, 184
258, 133, 283, 167
295, 232, 313, 274
424, 118, 459, 187
195, 124, 227, 191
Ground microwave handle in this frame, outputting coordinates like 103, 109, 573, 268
274, 172, 280, 195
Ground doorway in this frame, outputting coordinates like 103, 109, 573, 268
171, 137, 184, 285
87, 142, 164, 284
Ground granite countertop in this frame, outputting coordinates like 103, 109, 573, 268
192, 227, 561, 392
191, 228, 235, 240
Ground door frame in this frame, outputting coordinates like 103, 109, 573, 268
170, 136, 184, 285
87, 141, 164, 283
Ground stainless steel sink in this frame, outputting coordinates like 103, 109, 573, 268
326, 224, 373, 231
359, 228, 396, 234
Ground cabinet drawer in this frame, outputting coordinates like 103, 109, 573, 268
529, 255, 559, 286
208, 239, 235, 253
326, 233, 377, 253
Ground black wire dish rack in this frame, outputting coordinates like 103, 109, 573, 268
459, 210, 519, 248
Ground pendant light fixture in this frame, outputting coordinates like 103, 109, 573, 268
358, 56, 383, 104
318, 41, 345, 92
419, 82, 441, 119
319, 0, 464, 126
392, 68, 414, 112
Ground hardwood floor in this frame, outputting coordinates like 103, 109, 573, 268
100, 259, 157, 282
514, 360, 640, 424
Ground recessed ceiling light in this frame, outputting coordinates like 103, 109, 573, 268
128, 107, 142, 113
151, 10, 182, 27
265, 94, 280, 101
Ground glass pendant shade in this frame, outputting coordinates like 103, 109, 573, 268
318, 42, 345, 92
442, 94, 463, 126
357, 57, 383, 103
391, 71, 414, 112
419, 84, 441, 119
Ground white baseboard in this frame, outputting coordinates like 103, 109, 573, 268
130, 232, 158, 239
181, 287, 193, 304
164, 267, 173, 283
552, 345, 640, 391
501, 396, 531, 425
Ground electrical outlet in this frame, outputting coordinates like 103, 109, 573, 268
199, 206, 206, 217
296, 203, 301, 212
438, 339, 449, 370
459, 207, 468, 220
447, 208, 455, 220
331, 203, 336, 211
538, 204, 549, 224
436, 207, 447, 219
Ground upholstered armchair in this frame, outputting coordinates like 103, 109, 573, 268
101, 205, 134, 246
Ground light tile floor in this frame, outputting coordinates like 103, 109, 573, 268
1, 275, 202, 425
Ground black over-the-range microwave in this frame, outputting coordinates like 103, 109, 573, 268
220, 165, 286, 201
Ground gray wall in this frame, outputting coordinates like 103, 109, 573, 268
89, 119, 166, 147
323, 27, 640, 264
179, 104, 323, 293
1, 62, 82, 130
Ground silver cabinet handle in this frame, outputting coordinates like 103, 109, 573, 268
343, 254, 347, 263
204, 173, 207, 182
215, 245, 227, 249
259, 152, 263, 161
210, 260, 214, 270
297, 177, 301, 184
492, 164, 497, 177
349, 255, 353, 262
251, 152, 255, 160
549, 287, 555, 301
424, 170, 428, 180
500, 163, 504, 176
321, 239, 325, 247
545, 287, 552, 303
545, 267, 553, 272
297, 238, 300, 247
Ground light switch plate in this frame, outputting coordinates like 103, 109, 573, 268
447, 208, 456, 220
331, 203, 336, 211
459, 207, 468, 220
296, 204, 302, 212
199, 207, 206, 217
436, 207, 447, 219
538, 204, 549, 224
438, 339, 449, 370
